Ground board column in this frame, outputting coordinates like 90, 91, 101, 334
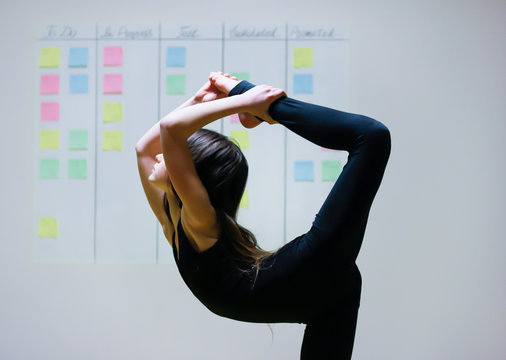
95, 24, 160, 263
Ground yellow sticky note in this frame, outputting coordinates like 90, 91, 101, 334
38, 217, 58, 238
229, 130, 250, 150
40, 47, 60, 68
239, 189, 249, 209
294, 48, 314, 68
40, 130, 60, 149
102, 130, 123, 150
103, 102, 123, 122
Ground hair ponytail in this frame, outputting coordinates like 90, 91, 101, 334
186, 129, 276, 269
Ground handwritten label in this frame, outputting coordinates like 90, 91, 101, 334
229, 25, 279, 39
177, 26, 199, 39
99, 26, 155, 40
289, 26, 337, 39
42, 25, 78, 39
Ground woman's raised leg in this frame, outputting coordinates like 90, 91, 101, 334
228, 80, 391, 266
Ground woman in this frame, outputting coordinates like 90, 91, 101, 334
136, 73, 390, 359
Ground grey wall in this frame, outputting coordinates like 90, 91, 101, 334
1, 0, 504, 359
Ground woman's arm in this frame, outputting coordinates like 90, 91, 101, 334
160, 85, 285, 235
136, 78, 234, 239
135, 97, 197, 156
159, 95, 249, 231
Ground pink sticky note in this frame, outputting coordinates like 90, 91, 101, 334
230, 114, 240, 123
321, 147, 339, 152
104, 46, 123, 66
40, 102, 59, 122
103, 74, 123, 94
40, 75, 60, 94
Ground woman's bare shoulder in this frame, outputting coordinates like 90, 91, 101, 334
180, 207, 219, 253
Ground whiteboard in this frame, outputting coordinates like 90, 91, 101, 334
34, 22, 351, 264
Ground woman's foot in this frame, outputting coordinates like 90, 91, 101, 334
234, 113, 261, 128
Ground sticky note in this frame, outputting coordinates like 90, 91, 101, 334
39, 47, 60, 68
166, 74, 186, 94
239, 189, 249, 209
104, 46, 123, 66
230, 72, 250, 81
166, 47, 186, 67
103, 102, 123, 122
294, 48, 314, 68
69, 74, 89, 94
103, 74, 123, 94
321, 147, 338, 152
40, 102, 59, 122
38, 217, 58, 238
69, 48, 88, 67
68, 158, 87, 179
69, 130, 88, 150
40, 75, 60, 94
40, 130, 60, 149
294, 161, 314, 181
230, 114, 240, 123
102, 130, 122, 150
293, 74, 313, 94
322, 160, 342, 181
39, 158, 59, 179
229, 130, 250, 150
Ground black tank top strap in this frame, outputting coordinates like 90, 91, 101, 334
172, 226, 179, 262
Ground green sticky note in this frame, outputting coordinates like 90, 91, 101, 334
102, 130, 123, 150
166, 74, 186, 94
39, 158, 59, 179
68, 158, 87, 179
40, 130, 60, 149
229, 130, 250, 150
40, 47, 60, 68
230, 72, 250, 81
103, 102, 123, 122
38, 217, 58, 238
322, 160, 342, 181
69, 130, 88, 150
294, 48, 314, 68
239, 189, 249, 209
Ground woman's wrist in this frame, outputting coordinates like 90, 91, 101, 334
177, 96, 198, 110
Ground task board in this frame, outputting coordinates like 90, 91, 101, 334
34, 23, 351, 264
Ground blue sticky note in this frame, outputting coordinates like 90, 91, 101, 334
166, 47, 186, 67
69, 74, 89, 94
293, 74, 313, 94
69, 48, 88, 67
294, 161, 314, 181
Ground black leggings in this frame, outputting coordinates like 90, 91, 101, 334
228, 81, 391, 359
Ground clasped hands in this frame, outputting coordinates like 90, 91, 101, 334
193, 72, 286, 128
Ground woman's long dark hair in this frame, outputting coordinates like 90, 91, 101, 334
180, 128, 273, 267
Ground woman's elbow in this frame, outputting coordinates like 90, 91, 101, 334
159, 114, 177, 132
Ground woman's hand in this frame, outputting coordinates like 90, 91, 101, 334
240, 85, 286, 124
193, 73, 238, 104
209, 72, 284, 127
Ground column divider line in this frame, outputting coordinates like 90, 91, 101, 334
221, 23, 225, 135
156, 22, 162, 264
283, 23, 288, 244
93, 23, 99, 263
